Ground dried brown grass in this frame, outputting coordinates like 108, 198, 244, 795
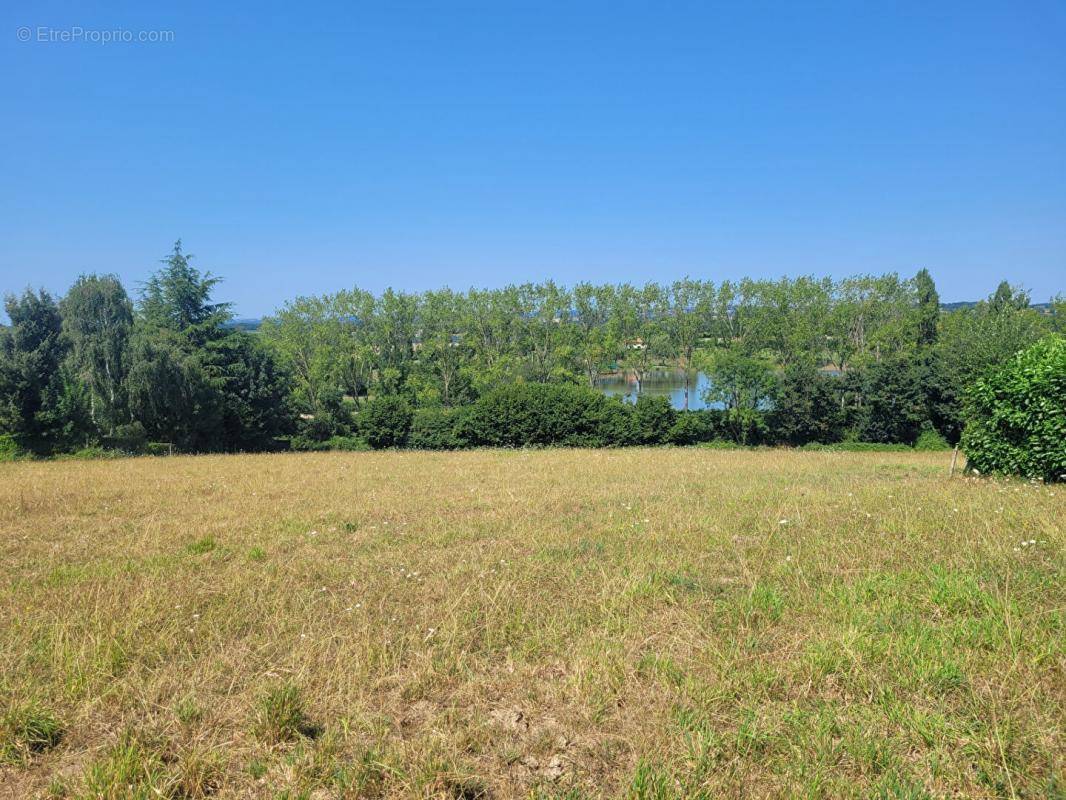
0, 448, 1062, 798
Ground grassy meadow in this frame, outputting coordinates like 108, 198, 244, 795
0, 449, 1062, 799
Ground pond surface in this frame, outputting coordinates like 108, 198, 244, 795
595, 370, 721, 410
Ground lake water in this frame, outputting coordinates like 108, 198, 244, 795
596, 370, 720, 410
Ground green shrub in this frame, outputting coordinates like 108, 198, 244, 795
456, 384, 634, 448
0, 433, 22, 462
289, 434, 367, 452
101, 422, 147, 453
667, 410, 722, 445
698, 439, 746, 450
408, 406, 465, 449
768, 364, 846, 445
289, 434, 330, 451
64, 446, 123, 460
914, 424, 951, 451
632, 395, 676, 444
358, 396, 414, 449
961, 334, 1065, 482
324, 435, 370, 451
852, 358, 927, 445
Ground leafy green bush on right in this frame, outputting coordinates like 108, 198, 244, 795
961, 334, 1065, 482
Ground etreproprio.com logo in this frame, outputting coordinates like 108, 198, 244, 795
17, 26, 175, 43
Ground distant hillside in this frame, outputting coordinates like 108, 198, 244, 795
226, 318, 262, 332
941, 301, 1054, 312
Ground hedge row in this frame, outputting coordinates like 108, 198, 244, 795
346, 385, 763, 451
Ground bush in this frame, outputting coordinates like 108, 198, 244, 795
325, 435, 370, 452
408, 407, 465, 450
853, 358, 926, 445
289, 434, 368, 452
667, 410, 722, 445
0, 433, 21, 462
698, 439, 746, 450
914, 424, 951, 451
457, 384, 634, 448
358, 396, 414, 449
632, 395, 676, 444
101, 422, 147, 453
961, 334, 1065, 482
768, 365, 846, 445
63, 446, 123, 460
294, 390, 355, 445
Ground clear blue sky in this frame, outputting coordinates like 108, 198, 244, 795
2, 0, 1064, 317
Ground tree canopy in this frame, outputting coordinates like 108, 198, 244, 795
1, 247, 1059, 475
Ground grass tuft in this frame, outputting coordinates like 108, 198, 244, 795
0, 704, 63, 763
185, 536, 217, 555
255, 684, 319, 743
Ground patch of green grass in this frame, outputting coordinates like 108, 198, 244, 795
637, 653, 687, 687
185, 536, 217, 555
175, 696, 203, 726
79, 733, 169, 799
255, 684, 319, 743
742, 583, 785, 623
0, 704, 63, 763
247, 758, 267, 779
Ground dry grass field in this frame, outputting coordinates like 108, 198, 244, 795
0, 449, 1062, 799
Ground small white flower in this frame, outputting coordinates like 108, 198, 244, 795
785, 555, 792, 562
779, 519, 788, 525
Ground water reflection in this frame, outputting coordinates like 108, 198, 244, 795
595, 370, 722, 410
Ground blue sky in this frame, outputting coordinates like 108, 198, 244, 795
1, 0, 1064, 316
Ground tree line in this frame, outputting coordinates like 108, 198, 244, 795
1, 241, 1062, 457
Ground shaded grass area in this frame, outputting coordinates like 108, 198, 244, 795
0, 449, 1062, 799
